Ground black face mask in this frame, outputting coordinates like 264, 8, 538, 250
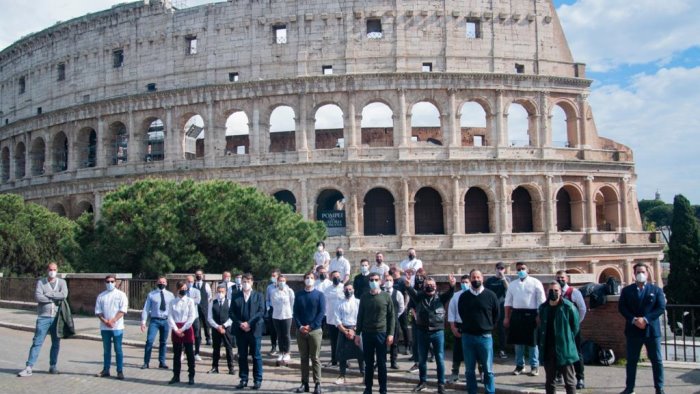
375, 259, 382, 265
332, 277, 341, 286
471, 280, 482, 289
319, 273, 327, 281
195, 275, 202, 281
157, 283, 166, 290
424, 285, 436, 294
344, 290, 353, 299
336, 252, 343, 258
408, 254, 415, 260
179, 290, 187, 296
548, 289, 559, 302
557, 280, 566, 288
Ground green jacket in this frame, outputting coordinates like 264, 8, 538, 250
537, 298, 580, 367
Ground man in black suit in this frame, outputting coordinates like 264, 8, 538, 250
229, 273, 265, 390
618, 262, 666, 394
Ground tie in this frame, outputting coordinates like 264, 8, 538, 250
159, 290, 166, 311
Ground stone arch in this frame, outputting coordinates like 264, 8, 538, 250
506, 98, 538, 147
224, 110, 250, 155
273, 189, 297, 212
50, 202, 67, 217
269, 105, 296, 153
550, 99, 579, 148
1, 146, 9, 182
14, 141, 26, 179
314, 103, 345, 149
512, 186, 535, 233
565, 267, 585, 274
74, 200, 94, 218
316, 188, 346, 236
30, 137, 46, 176
142, 117, 166, 162
414, 186, 445, 235
598, 266, 622, 284
182, 114, 205, 159
51, 131, 69, 172
360, 101, 394, 147
363, 187, 396, 236
76, 127, 97, 168
594, 185, 620, 231
459, 100, 490, 147
464, 186, 491, 233
555, 184, 584, 232
107, 121, 128, 165
410, 101, 442, 145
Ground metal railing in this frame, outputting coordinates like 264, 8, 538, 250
662, 304, 699, 362
127, 279, 158, 310
0, 277, 39, 302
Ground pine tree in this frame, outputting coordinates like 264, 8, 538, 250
666, 194, 700, 304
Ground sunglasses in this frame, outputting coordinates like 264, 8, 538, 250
105, 280, 115, 283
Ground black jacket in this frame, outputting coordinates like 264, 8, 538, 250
406, 286, 454, 331
228, 290, 265, 337
57, 299, 75, 339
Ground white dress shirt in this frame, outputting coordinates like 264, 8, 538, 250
168, 296, 197, 331
315, 278, 332, 293
329, 256, 351, 282
271, 287, 295, 320
324, 284, 346, 325
562, 284, 587, 321
448, 289, 466, 324
369, 263, 390, 278
335, 297, 360, 327
187, 286, 201, 306
207, 297, 233, 329
399, 257, 423, 273
313, 250, 330, 269
504, 276, 546, 310
95, 288, 129, 331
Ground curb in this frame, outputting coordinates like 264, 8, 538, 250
0, 321, 541, 393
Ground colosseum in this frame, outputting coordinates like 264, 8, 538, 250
0, 0, 664, 283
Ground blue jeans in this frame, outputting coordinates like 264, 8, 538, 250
515, 344, 539, 368
26, 316, 60, 367
416, 328, 446, 385
626, 335, 664, 391
236, 333, 263, 384
144, 318, 169, 365
362, 332, 388, 394
461, 334, 495, 394
101, 330, 124, 373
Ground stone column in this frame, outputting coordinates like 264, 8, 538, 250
499, 175, 510, 234
585, 176, 595, 232
349, 184, 360, 237
96, 117, 106, 168
447, 89, 459, 148
44, 131, 54, 175
297, 93, 309, 162
397, 89, 408, 148
165, 107, 180, 162
127, 109, 136, 163
494, 90, 505, 151
7, 140, 15, 181
346, 95, 359, 158
451, 176, 461, 235
577, 94, 589, 148
539, 91, 550, 147
204, 98, 216, 162
93, 191, 103, 222
544, 175, 555, 234
69, 122, 81, 170
588, 259, 599, 282
619, 176, 630, 233
624, 258, 635, 285
401, 178, 410, 236
250, 100, 261, 163
299, 178, 309, 220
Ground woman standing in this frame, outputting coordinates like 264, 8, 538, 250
271, 275, 295, 366
167, 281, 197, 385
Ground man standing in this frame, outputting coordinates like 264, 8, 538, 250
185, 275, 203, 361
294, 271, 326, 394
193, 269, 212, 346
329, 248, 351, 283
390, 266, 411, 356
315, 266, 332, 293
556, 270, 587, 389
140, 276, 174, 369
370, 252, 390, 278
229, 273, 265, 390
447, 274, 471, 384
356, 272, 395, 394
207, 283, 235, 375
484, 262, 509, 359
353, 259, 371, 299
17, 262, 68, 377
504, 262, 545, 377
95, 275, 129, 379
266, 269, 281, 356
399, 248, 423, 285
538, 281, 580, 394
383, 274, 405, 370
324, 270, 345, 368
618, 263, 666, 394
334, 283, 363, 385
405, 274, 455, 393
458, 270, 500, 394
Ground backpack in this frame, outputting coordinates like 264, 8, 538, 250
589, 285, 608, 308
581, 340, 600, 365
605, 277, 620, 295
598, 348, 616, 366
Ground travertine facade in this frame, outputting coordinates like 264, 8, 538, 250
0, 0, 664, 283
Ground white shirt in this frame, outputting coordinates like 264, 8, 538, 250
315, 278, 332, 293
448, 289, 466, 324
193, 281, 212, 304
369, 263, 390, 278
207, 297, 233, 329
313, 250, 330, 269
168, 296, 197, 331
504, 276, 546, 310
187, 286, 202, 306
95, 288, 129, 331
562, 284, 587, 321
329, 256, 351, 282
335, 297, 360, 327
386, 288, 406, 317
324, 284, 346, 325
271, 286, 295, 320
400, 257, 423, 273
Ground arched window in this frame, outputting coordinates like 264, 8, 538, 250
551, 102, 578, 148
314, 104, 344, 149
1, 147, 9, 182
145, 118, 165, 162
595, 186, 620, 232
556, 188, 572, 231
14, 142, 26, 179
460, 102, 488, 147
52, 132, 69, 172
411, 102, 441, 145
512, 186, 534, 233
107, 122, 128, 165
361, 102, 394, 147
273, 190, 297, 212
183, 114, 205, 159
316, 189, 346, 236
51, 203, 67, 217
77, 127, 97, 168
225, 111, 250, 155
464, 187, 490, 233
75, 201, 94, 218
269, 106, 296, 153
364, 188, 396, 235
414, 187, 444, 234
508, 103, 531, 147
30, 138, 46, 176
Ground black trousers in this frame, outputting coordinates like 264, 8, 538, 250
212, 328, 234, 371
389, 319, 399, 364
545, 359, 576, 394
398, 312, 410, 349
266, 309, 277, 348
573, 332, 584, 380
452, 332, 463, 374
173, 342, 195, 379
273, 318, 292, 353
197, 305, 211, 341
327, 325, 339, 364
193, 319, 202, 354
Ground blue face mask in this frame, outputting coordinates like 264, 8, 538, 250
278, 282, 286, 290
106, 282, 115, 291
517, 270, 528, 279
270, 277, 277, 284
369, 281, 380, 290
461, 283, 469, 292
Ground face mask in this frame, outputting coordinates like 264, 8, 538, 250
424, 285, 436, 294
48, 270, 57, 279
195, 275, 203, 281
224, 277, 231, 283
270, 277, 277, 284
278, 282, 287, 290
548, 289, 559, 302
361, 266, 369, 274
471, 280, 482, 289
317, 245, 324, 252
319, 273, 327, 281
369, 281, 380, 290
375, 259, 383, 265
235, 278, 242, 285
636, 272, 647, 283
106, 282, 115, 291
332, 277, 341, 286
557, 280, 566, 288
242, 282, 251, 291
408, 255, 415, 261
218, 293, 226, 300
344, 290, 353, 299
187, 282, 193, 289
157, 283, 166, 290
305, 278, 314, 287
517, 270, 528, 279
336, 252, 343, 258
179, 289, 187, 297
384, 282, 393, 291
461, 283, 469, 292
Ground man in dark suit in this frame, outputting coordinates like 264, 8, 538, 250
229, 273, 265, 390
618, 262, 666, 394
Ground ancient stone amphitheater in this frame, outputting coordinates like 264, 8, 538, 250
0, 0, 663, 282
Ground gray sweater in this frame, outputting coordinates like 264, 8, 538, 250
35, 278, 68, 318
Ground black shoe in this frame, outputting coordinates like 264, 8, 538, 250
619, 390, 635, 394
554, 374, 563, 385
412, 382, 427, 392
407, 356, 416, 362
390, 362, 399, 370
188, 377, 195, 385
313, 383, 322, 394
168, 377, 180, 384
208, 368, 219, 374
229, 368, 235, 375
437, 384, 446, 394
117, 372, 124, 380
158, 364, 169, 369
96, 370, 110, 378
295, 383, 310, 393
576, 379, 585, 389
252, 382, 262, 390
428, 356, 434, 363
236, 381, 248, 389
656, 390, 665, 394
205, 339, 211, 346
140, 364, 149, 370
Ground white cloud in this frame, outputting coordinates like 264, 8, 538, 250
589, 67, 700, 202
558, 0, 700, 71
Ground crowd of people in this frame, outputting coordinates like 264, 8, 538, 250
16, 250, 666, 394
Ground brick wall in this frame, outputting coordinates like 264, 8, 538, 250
579, 296, 643, 359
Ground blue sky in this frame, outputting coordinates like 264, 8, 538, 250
1, 0, 698, 203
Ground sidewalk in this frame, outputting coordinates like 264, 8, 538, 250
1, 305, 698, 393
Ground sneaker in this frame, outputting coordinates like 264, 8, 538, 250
17, 367, 32, 377
554, 375, 563, 385
576, 379, 585, 389
334, 376, 346, 385
437, 384, 446, 394
194, 354, 202, 362
446, 373, 459, 384
512, 366, 524, 376
270, 350, 279, 357
206, 338, 212, 346
283, 353, 291, 362
408, 363, 419, 373
117, 372, 124, 380
529, 367, 539, 377
498, 350, 508, 359
412, 382, 427, 392
49, 366, 59, 374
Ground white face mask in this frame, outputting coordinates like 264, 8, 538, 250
48, 270, 57, 279
218, 293, 226, 300
361, 266, 369, 274
242, 282, 252, 291
636, 272, 647, 283
305, 278, 314, 287
317, 246, 324, 252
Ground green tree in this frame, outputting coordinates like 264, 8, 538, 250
0, 194, 77, 276
638, 199, 666, 216
666, 194, 700, 304
645, 204, 673, 228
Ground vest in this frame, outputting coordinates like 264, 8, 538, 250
211, 298, 230, 325
390, 289, 400, 320
195, 282, 209, 306
563, 286, 574, 302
